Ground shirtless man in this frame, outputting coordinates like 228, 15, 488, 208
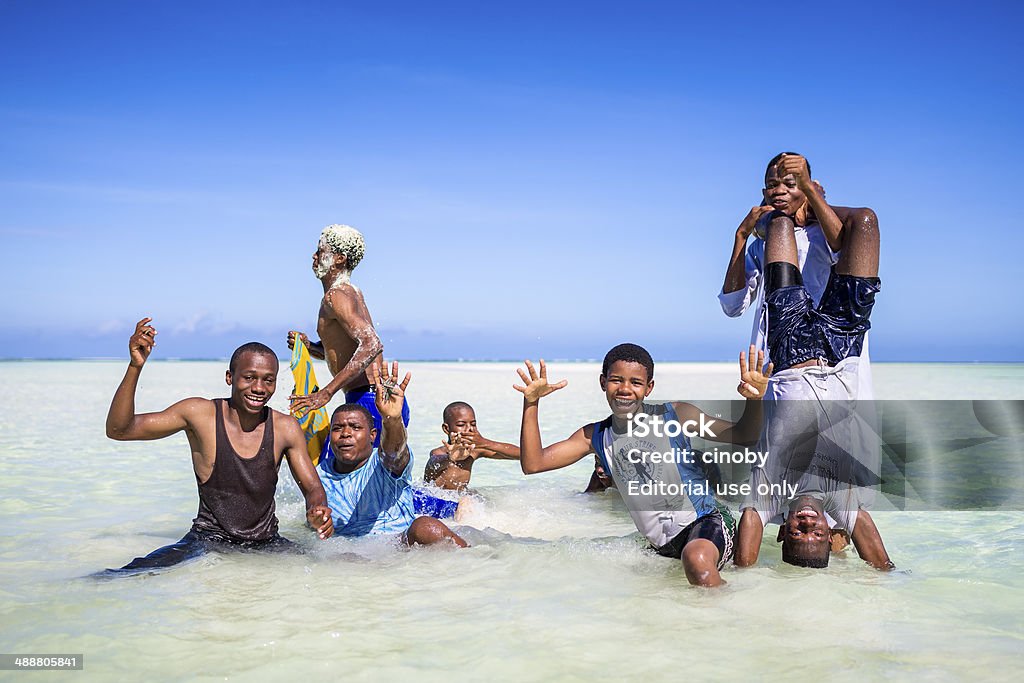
102, 318, 333, 575
288, 225, 407, 449
424, 402, 520, 490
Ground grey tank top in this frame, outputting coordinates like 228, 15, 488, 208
191, 399, 280, 541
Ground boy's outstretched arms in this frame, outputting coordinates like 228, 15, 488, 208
106, 317, 206, 441
515, 360, 593, 474
450, 431, 520, 460
373, 359, 412, 477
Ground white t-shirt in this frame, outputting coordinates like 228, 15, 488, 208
718, 225, 874, 399
742, 357, 881, 531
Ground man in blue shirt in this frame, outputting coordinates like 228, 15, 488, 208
317, 359, 467, 547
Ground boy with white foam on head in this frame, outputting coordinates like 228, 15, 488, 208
719, 153, 877, 399
515, 344, 772, 587
424, 401, 521, 491
288, 224, 409, 453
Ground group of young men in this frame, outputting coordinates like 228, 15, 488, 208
102, 152, 893, 586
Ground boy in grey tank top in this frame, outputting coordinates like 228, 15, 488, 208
515, 343, 771, 587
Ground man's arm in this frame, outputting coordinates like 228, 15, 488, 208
373, 360, 412, 477
290, 287, 383, 413
723, 205, 773, 300
279, 415, 333, 539
673, 346, 772, 447
734, 508, 764, 567
514, 360, 593, 474
851, 509, 895, 570
106, 318, 205, 441
776, 154, 842, 252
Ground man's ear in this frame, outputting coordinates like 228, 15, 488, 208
225, 370, 232, 386
599, 374, 607, 391
442, 424, 451, 438
645, 379, 655, 397
776, 525, 785, 543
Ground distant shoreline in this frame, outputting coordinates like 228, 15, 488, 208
1, 358, 1022, 365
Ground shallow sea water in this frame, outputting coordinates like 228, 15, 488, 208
1, 361, 1022, 681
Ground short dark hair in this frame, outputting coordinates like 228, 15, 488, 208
228, 342, 278, 372
781, 537, 830, 568
602, 343, 654, 381
331, 403, 375, 429
443, 401, 474, 424
766, 152, 811, 179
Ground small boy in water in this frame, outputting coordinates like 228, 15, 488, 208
423, 402, 520, 490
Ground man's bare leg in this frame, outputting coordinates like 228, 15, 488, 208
404, 516, 468, 548
764, 213, 799, 268
834, 208, 879, 278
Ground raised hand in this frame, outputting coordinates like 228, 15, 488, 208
129, 317, 157, 368
289, 389, 330, 415
513, 360, 568, 403
738, 205, 775, 239
372, 359, 411, 420
737, 345, 774, 399
287, 330, 310, 351
443, 433, 476, 462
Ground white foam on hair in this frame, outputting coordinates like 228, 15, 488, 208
320, 224, 366, 271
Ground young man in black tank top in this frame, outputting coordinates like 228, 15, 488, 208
99, 318, 334, 575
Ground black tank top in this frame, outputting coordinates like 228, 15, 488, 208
191, 399, 280, 541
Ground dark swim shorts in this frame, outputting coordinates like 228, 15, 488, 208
766, 271, 881, 372
655, 505, 736, 569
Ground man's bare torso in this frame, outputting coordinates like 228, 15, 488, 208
317, 284, 377, 390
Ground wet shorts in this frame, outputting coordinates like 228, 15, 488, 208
654, 505, 736, 569
412, 489, 460, 519
766, 272, 881, 372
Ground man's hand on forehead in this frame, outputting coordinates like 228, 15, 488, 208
775, 154, 812, 188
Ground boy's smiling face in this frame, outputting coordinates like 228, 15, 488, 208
600, 360, 654, 417
763, 163, 809, 217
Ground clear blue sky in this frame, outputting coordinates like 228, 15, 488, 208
1, 1, 1021, 361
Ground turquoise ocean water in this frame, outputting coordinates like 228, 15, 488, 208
1, 361, 1022, 681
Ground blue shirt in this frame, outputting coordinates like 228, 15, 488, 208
317, 448, 417, 536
